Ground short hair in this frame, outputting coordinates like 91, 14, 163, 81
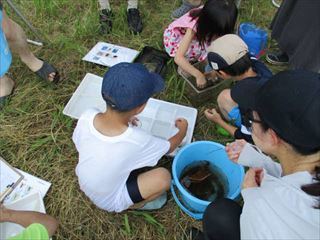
219, 53, 252, 76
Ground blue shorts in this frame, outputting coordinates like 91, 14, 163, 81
228, 106, 242, 127
0, 7, 12, 77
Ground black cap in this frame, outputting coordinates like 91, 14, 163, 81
241, 70, 320, 149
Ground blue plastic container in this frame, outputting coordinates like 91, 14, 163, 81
171, 141, 244, 220
239, 22, 268, 58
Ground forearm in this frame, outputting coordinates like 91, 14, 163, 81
238, 144, 282, 177
2, 209, 58, 237
168, 130, 186, 153
175, 55, 203, 79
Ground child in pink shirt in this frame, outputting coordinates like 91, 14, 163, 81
164, 0, 237, 88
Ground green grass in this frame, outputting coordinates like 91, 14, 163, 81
0, 1, 283, 239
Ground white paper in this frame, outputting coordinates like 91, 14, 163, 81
0, 158, 23, 201
3, 169, 51, 204
82, 42, 139, 67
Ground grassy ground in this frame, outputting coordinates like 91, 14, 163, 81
0, 0, 282, 239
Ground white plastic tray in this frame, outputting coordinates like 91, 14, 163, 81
0, 192, 46, 239
63, 73, 198, 156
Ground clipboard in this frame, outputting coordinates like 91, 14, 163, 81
0, 157, 24, 203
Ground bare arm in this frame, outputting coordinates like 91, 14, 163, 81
204, 109, 237, 136
174, 28, 206, 87
0, 206, 58, 237
168, 118, 188, 154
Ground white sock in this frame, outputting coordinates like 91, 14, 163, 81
98, 0, 111, 10
127, 0, 138, 10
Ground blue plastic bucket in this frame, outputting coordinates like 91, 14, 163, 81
239, 22, 268, 58
171, 141, 244, 220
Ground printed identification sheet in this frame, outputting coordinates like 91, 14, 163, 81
82, 42, 139, 67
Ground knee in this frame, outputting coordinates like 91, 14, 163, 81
154, 167, 171, 191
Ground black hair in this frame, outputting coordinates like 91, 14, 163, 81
258, 112, 320, 208
190, 0, 238, 47
258, 113, 320, 156
301, 166, 320, 209
219, 53, 252, 76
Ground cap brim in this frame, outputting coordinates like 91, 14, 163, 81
150, 72, 165, 94
207, 52, 229, 70
231, 79, 262, 111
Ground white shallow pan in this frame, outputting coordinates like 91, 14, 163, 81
63, 73, 198, 156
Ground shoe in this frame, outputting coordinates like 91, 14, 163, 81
184, 227, 205, 240
171, 2, 200, 19
138, 192, 167, 210
127, 8, 143, 34
99, 9, 113, 34
266, 51, 289, 65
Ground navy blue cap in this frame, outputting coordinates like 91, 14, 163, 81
242, 70, 320, 149
101, 62, 165, 111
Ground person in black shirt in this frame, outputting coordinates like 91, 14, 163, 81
204, 34, 272, 143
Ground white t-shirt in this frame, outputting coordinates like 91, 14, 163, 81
238, 144, 320, 239
72, 109, 170, 212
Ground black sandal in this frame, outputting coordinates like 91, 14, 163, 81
35, 60, 60, 84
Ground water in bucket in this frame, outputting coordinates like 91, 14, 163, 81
179, 160, 229, 202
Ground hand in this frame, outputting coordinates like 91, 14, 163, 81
242, 168, 264, 189
225, 139, 247, 163
196, 74, 207, 89
0, 204, 10, 222
204, 71, 218, 81
175, 118, 188, 135
129, 116, 140, 127
204, 108, 223, 123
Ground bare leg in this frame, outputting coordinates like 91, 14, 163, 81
217, 89, 238, 121
0, 75, 14, 98
130, 167, 171, 208
1, 11, 56, 81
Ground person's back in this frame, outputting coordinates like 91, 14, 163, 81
73, 63, 188, 212
73, 109, 170, 212
240, 168, 319, 239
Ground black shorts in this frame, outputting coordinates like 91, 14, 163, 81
126, 168, 146, 204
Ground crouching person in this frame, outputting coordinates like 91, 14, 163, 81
73, 63, 188, 212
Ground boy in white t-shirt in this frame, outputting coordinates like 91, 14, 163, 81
73, 63, 188, 212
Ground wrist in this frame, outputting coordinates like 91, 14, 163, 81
195, 71, 204, 78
